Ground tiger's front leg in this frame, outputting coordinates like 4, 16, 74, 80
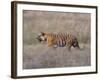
47, 38, 54, 47
47, 42, 54, 47
47, 41, 58, 50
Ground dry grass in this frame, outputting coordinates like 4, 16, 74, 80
23, 44, 90, 69
23, 10, 91, 69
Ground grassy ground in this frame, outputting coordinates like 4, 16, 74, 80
23, 44, 91, 69
23, 10, 91, 69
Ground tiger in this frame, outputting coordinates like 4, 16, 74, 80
36, 32, 80, 51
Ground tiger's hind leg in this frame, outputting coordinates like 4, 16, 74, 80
67, 44, 72, 51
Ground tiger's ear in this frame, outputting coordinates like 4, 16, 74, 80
40, 32, 45, 36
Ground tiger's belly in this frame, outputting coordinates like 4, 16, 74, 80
55, 39, 66, 47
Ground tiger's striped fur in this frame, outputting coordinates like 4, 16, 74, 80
36, 32, 80, 50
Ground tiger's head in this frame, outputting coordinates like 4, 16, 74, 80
36, 32, 47, 42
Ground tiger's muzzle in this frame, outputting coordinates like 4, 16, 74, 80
36, 36, 43, 42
